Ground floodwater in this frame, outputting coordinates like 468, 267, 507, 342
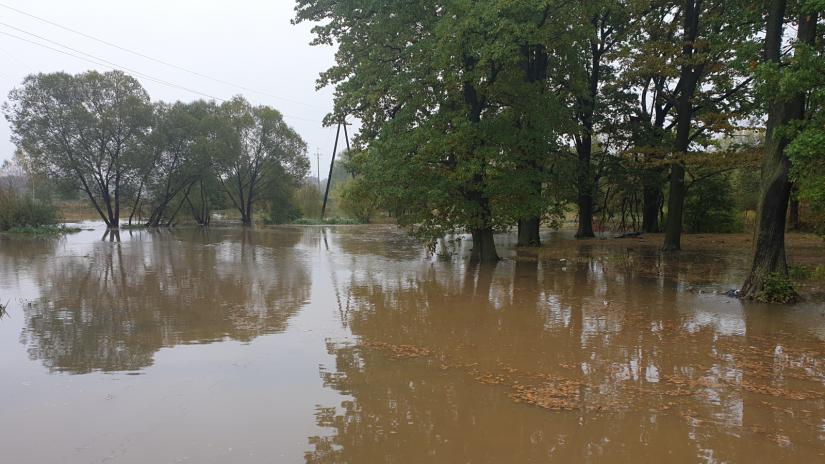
1, 225, 824, 463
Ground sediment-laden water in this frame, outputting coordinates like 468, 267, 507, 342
1, 224, 824, 463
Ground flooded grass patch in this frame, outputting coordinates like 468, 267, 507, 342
2, 225, 82, 236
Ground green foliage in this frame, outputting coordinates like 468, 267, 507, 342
0, 187, 58, 231
4, 72, 308, 228
337, 178, 379, 224
295, 0, 572, 251
754, 273, 797, 304
683, 175, 741, 233
292, 182, 322, 219
3, 70, 152, 228
214, 96, 310, 225
788, 107, 825, 234
788, 264, 825, 282
730, 168, 760, 212
266, 165, 301, 225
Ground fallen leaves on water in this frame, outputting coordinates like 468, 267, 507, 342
509, 380, 582, 411
361, 341, 432, 359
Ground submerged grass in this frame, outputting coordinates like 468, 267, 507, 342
3, 225, 82, 236
291, 217, 364, 225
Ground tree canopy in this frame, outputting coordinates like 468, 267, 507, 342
4, 72, 310, 229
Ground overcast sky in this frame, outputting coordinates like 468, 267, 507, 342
0, 0, 344, 178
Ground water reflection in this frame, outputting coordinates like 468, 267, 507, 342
309, 244, 825, 463
1, 226, 823, 462
17, 227, 312, 373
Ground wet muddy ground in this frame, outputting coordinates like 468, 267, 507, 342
1, 224, 824, 463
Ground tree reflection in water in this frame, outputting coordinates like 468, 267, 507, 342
19, 227, 312, 373
307, 242, 825, 463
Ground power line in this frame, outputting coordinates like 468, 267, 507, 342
0, 28, 226, 101
0, 26, 322, 123
0, 1, 327, 110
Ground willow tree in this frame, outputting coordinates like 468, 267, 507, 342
295, 0, 567, 261
142, 101, 218, 227
741, 0, 821, 300
214, 96, 309, 226
3, 71, 152, 228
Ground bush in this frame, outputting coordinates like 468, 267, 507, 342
0, 188, 59, 231
731, 168, 760, 212
755, 273, 797, 304
338, 179, 379, 224
292, 182, 322, 219
267, 182, 300, 225
683, 175, 741, 233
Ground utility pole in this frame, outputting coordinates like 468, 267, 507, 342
321, 119, 351, 218
315, 149, 321, 190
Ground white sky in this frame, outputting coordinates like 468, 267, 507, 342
0, 0, 345, 178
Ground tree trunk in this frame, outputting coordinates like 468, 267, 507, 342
741, 3, 815, 300
517, 217, 541, 247
662, 0, 702, 251
663, 162, 686, 251
576, 140, 595, 238
642, 183, 662, 233
471, 226, 499, 262
128, 184, 143, 227
241, 205, 253, 226
113, 173, 121, 229
574, 36, 603, 239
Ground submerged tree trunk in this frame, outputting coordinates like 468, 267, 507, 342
663, 162, 687, 251
471, 226, 499, 262
576, 140, 595, 238
741, 3, 815, 300
642, 183, 662, 233
517, 217, 541, 247
466, 192, 499, 262
128, 181, 144, 227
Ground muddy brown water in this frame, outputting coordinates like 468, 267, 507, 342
1, 224, 824, 463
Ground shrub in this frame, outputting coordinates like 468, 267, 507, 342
291, 182, 322, 219
267, 182, 300, 225
683, 175, 741, 233
338, 179, 379, 224
0, 187, 58, 231
755, 273, 797, 304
